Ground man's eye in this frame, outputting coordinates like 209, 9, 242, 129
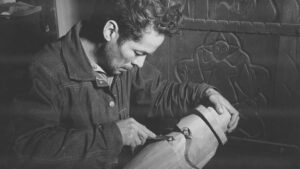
134, 51, 145, 56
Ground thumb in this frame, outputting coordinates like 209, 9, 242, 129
215, 104, 225, 114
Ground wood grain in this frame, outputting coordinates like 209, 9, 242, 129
124, 106, 229, 169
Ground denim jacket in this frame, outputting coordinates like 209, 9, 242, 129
12, 23, 211, 169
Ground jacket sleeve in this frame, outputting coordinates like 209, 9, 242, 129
12, 62, 123, 167
130, 61, 213, 118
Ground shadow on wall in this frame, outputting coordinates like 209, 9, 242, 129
0, 2, 47, 168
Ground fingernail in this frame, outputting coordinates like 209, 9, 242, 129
218, 107, 224, 114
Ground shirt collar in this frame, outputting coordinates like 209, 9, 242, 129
89, 59, 114, 87
61, 22, 95, 81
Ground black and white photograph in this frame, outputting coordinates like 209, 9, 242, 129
0, 0, 299, 169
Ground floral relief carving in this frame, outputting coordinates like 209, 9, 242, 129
175, 32, 270, 139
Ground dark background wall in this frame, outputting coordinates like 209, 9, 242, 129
149, 0, 300, 168
0, 0, 300, 169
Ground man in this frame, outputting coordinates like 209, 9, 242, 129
12, 0, 239, 169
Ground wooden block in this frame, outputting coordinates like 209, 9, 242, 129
124, 106, 229, 169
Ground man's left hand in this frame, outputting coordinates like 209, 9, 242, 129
205, 88, 239, 133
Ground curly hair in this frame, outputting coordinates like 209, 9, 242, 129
80, 0, 186, 44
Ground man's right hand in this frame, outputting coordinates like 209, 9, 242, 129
116, 118, 156, 147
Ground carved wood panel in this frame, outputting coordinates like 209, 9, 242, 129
151, 0, 300, 150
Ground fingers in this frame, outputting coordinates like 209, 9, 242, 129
206, 106, 217, 114
131, 119, 156, 146
199, 97, 240, 133
209, 93, 240, 131
135, 120, 156, 138
131, 133, 142, 148
227, 115, 239, 133
207, 106, 231, 132
208, 94, 226, 115
226, 103, 239, 130
130, 124, 146, 146
116, 118, 156, 147
215, 104, 225, 114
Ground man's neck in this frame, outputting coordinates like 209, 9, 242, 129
80, 37, 98, 64
80, 37, 110, 75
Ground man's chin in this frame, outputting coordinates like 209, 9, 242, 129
112, 70, 124, 75
114, 68, 129, 74
113, 71, 121, 75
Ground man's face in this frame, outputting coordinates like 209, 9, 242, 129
100, 27, 165, 75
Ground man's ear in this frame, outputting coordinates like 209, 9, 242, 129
103, 20, 119, 41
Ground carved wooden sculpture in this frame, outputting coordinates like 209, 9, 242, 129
124, 105, 230, 169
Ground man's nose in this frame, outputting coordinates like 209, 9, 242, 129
132, 56, 146, 68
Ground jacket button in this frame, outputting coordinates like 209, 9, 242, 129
109, 101, 115, 107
